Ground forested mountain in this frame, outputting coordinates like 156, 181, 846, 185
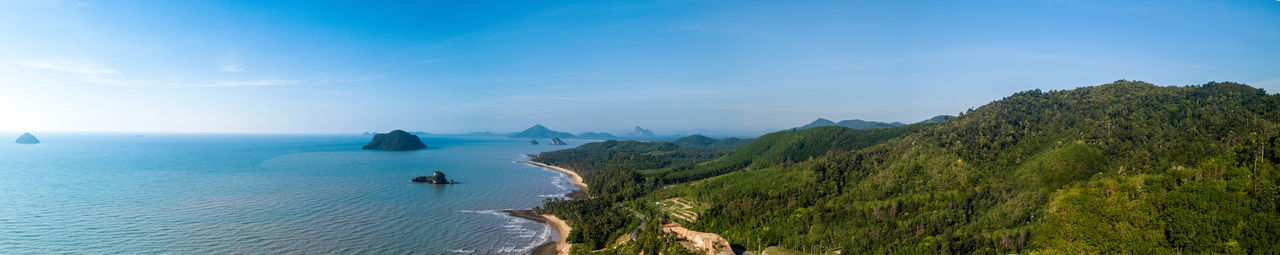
577, 132, 618, 140
533, 81, 1280, 254
800, 115, 953, 130
835, 119, 905, 129
672, 134, 752, 149
799, 118, 904, 130
510, 124, 575, 138
798, 118, 838, 129
919, 114, 955, 124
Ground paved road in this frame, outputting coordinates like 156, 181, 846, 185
622, 206, 646, 241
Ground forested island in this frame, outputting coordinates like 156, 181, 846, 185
362, 130, 427, 151
530, 81, 1280, 254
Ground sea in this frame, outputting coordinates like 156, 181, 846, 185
0, 132, 584, 254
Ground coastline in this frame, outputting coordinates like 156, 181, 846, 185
518, 160, 588, 199
504, 209, 572, 255
514, 160, 586, 255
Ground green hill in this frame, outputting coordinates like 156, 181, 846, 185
665, 124, 934, 183
685, 81, 1280, 254
672, 134, 718, 147
672, 134, 753, 149
533, 81, 1280, 254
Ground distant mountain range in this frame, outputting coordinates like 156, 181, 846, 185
504, 125, 663, 140
510, 124, 576, 138
798, 115, 954, 130
576, 132, 618, 140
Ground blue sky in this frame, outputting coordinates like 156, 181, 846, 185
2, 0, 1279, 135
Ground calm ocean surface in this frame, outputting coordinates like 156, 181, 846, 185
0, 132, 583, 254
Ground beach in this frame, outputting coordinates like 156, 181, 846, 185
504, 210, 572, 255
514, 160, 588, 254
519, 160, 588, 198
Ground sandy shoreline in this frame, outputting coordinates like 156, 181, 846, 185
503, 209, 572, 255
542, 214, 571, 255
518, 160, 588, 196
512, 160, 587, 255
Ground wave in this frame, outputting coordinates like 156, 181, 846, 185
455, 208, 552, 254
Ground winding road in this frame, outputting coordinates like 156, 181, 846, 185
622, 206, 646, 241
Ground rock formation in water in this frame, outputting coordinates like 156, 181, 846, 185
412, 171, 453, 184
550, 137, 567, 145
14, 132, 39, 144
530, 139, 539, 145
362, 130, 427, 151
626, 126, 656, 137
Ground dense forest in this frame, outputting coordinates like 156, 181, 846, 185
534, 81, 1280, 254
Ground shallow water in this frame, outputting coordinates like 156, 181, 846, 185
0, 132, 582, 254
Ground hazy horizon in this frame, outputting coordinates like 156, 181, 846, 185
3, 0, 1279, 134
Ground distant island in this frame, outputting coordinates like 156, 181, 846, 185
576, 132, 617, 140
14, 132, 39, 144
411, 171, 453, 184
550, 137, 567, 145
362, 130, 427, 151
511, 124, 576, 138
530, 139, 539, 145
625, 126, 655, 137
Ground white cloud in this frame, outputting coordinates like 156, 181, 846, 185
193, 79, 300, 87
20, 59, 119, 75
219, 64, 242, 72
78, 75, 157, 87
22, 58, 306, 88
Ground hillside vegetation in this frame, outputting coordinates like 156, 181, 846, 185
536, 81, 1280, 254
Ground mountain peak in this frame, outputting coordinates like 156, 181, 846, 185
800, 118, 838, 129
628, 126, 656, 137
511, 124, 574, 138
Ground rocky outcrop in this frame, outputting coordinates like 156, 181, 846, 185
661, 222, 734, 255
362, 130, 427, 151
626, 126, 655, 137
412, 171, 453, 184
14, 132, 39, 144
530, 139, 540, 145
550, 137, 567, 145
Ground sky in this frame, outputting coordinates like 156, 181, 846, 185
2, 0, 1279, 135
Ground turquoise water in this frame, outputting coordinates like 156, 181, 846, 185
0, 132, 584, 254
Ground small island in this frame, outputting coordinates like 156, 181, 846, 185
362, 130, 427, 151
550, 137, 567, 145
412, 171, 454, 184
14, 132, 39, 144
529, 139, 539, 145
